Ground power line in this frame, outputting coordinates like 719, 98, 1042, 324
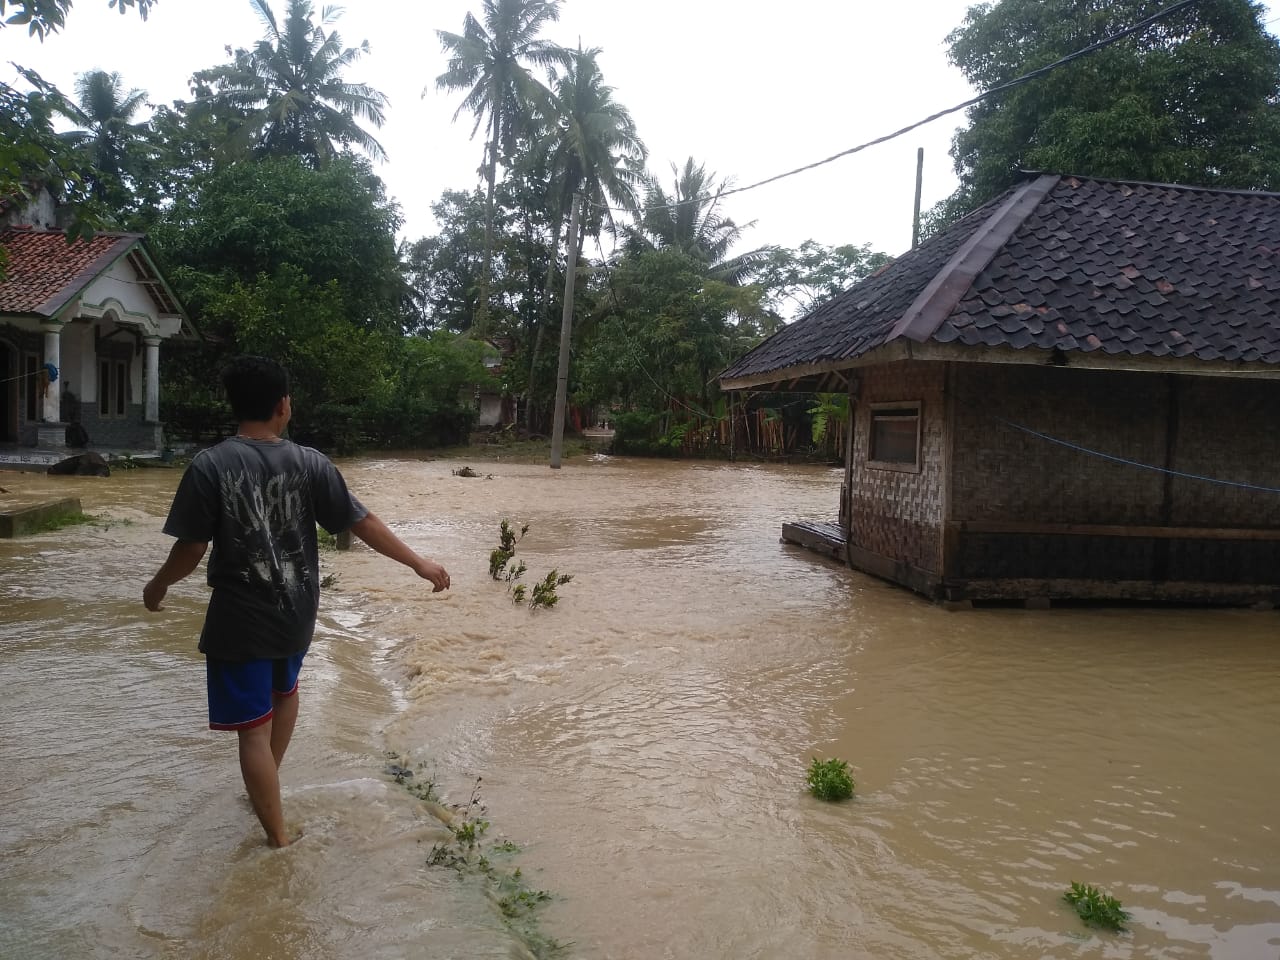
589, 0, 1201, 215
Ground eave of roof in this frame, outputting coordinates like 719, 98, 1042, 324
719, 173, 1280, 391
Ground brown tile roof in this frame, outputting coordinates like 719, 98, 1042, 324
720, 174, 1280, 389
0, 228, 140, 317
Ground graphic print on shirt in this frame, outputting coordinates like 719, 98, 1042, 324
218, 467, 312, 613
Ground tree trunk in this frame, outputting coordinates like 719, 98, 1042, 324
526, 205, 564, 428
477, 112, 500, 335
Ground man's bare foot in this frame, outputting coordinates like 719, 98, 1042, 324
267, 827, 304, 848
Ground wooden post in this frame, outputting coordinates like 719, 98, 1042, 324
336, 530, 352, 551
729, 393, 736, 462
550, 194, 582, 469
911, 147, 924, 249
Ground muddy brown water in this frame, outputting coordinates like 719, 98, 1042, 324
2, 454, 1278, 960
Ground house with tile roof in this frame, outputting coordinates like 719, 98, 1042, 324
0, 194, 196, 459
719, 173, 1280, 606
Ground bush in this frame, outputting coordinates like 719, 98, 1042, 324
806, 757, 855, 801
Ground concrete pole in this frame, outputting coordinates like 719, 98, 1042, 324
912, 147, 925, 250
549, 194, 582, 470
41, 320, 63, 423
144, 336, 161, 422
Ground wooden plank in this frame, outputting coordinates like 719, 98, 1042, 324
951, 520, 1280, 541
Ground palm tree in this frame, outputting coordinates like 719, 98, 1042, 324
57, 70, 148, 204
433, 0, 567, 330
524, 45, 646, 420
193, 0, 389, 165
630, 158, 772, 284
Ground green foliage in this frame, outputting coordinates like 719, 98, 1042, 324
190, 0, 388, 165
399, 765, 565, 958
0, 0, 153, 41
808, 393, 849, 457
1063, 881, 1131, 932
488, 520, 571, 611
489, 519, 528, 579
528, 569, 572, 610
934, 0, 1280, 225
755, 240, 894, 320
30, 508, 94, 533
806, 757, 855, 802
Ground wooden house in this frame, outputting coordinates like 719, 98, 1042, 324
719, 174, 1280, 605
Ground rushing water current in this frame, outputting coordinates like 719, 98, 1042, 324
2, 454, 1279, 960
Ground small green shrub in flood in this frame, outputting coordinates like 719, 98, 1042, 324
806, 757, 855, 801
316, 525, 338, 551
1063, 881, 1130, 932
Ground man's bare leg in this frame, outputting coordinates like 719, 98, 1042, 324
270, 690, 299, 770
238, 721, 293, 847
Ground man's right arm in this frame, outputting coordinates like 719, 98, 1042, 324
144, 540, 208, 611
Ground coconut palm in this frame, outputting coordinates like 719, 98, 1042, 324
57, 69, 149, 204
523, 46, 646, 415
630, 158, 772, 284
193, 0, 388, 165
433, 0, 567, 329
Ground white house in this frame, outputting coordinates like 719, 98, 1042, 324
0, 195, 197, 454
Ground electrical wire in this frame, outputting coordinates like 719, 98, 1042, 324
587, 0, 1202, 215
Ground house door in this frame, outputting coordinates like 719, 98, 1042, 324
0, 341, 14, 443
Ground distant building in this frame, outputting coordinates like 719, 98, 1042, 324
0, 191, 197, 456
720, 174, 1280, 606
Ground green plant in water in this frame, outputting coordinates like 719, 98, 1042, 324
1063, 881, 1131, 932
33, 509, 95, 533
529, 570, 573, 610
489, 519, 529, 579
806, 757, 855, 801
395, 763, 566, 957
316, 525, 338, 551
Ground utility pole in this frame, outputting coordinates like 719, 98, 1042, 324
549, 194, 582, 469
911, 147, 925, 249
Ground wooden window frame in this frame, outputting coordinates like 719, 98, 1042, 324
99, 358, 129, 419
867, 400, 923, 474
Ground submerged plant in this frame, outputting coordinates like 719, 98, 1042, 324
489, 519, 529, 579
806, 757, 855, 801
487, 520, 573, 612
392, 759, 566, 957
529, 570, 573, 610
1063, 881, 1130, 932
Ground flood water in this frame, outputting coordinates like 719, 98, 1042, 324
2, 454, 1279, 960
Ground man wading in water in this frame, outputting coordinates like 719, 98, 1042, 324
143, 355, 450, 847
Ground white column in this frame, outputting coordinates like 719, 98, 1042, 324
144, 336, 161, 423
41, 320, 63, 423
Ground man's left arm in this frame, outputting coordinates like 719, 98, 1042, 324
350, 512, 450, 592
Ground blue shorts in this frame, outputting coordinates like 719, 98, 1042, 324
205, 652, 306, 731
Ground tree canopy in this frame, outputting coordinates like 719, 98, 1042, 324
938, 0, 1280, 221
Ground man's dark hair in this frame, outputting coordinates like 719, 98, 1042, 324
222, 355, 290, 422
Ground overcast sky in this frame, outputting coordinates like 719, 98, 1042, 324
5, 0, 1279, 259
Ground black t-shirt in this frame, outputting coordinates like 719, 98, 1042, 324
162, 437, 367, 660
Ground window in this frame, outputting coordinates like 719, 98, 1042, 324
99, 359, 129, 418
868, 402, 921, 470
23, 354, 39, 421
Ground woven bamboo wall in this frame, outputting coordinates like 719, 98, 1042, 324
848, 361, 946, 575
948, 363, 1280, 591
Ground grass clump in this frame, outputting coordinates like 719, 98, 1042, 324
806, 757, 855, 801
1063, 881, 1130, 932
34, 509, 95, 533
